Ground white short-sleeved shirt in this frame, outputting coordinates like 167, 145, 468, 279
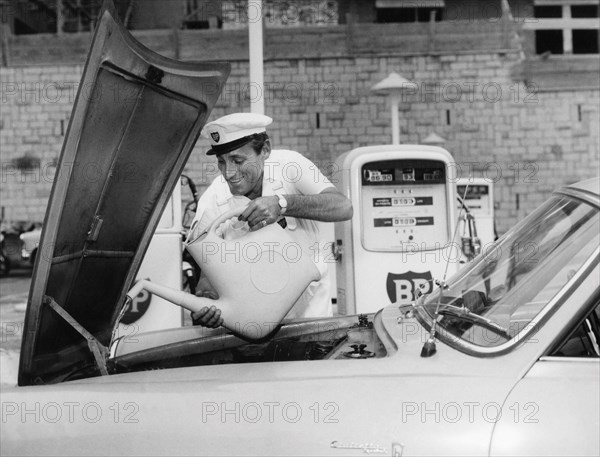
189, 149, 335, 318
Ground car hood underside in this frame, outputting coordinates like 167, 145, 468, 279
18, 0, 230, 386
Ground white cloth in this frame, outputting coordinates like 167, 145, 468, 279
189, 149, 335, 318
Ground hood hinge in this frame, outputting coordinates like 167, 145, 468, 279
87, 216, 104, 242
43, 295, 109, 376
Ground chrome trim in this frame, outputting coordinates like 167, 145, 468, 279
555, 188, 600, 209
539, 356, 600, 363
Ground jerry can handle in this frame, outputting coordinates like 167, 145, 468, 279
208, 205, 249, 237
186, 205, 249, 246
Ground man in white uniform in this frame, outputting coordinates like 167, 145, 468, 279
189, 113, 353, 328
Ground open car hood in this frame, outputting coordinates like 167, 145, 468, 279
18, 0, 230, 386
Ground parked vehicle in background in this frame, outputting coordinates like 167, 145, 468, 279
19, 226, 42, 266
1, 177, 194, 279
0, 231, 9, 276
0, 221, 41, 275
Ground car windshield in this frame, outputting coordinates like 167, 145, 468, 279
420, 194, 599, 348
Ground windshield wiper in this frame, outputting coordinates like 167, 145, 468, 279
436, 304, 511, 340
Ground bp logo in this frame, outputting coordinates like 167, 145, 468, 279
121, 277, 152, 324
386, 270, 433, 304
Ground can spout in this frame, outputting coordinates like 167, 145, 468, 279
126, 279, 213, 314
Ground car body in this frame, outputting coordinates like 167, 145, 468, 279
1, 2, 598, 456
0, 231, 8, 276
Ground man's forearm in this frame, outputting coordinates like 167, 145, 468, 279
284, 188, 353, 222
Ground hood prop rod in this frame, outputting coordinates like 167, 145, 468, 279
43, 295, 109, 376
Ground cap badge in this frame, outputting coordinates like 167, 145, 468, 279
211, 132, 220, 143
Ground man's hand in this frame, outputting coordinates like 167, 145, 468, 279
239, 188, 353, 227
191, 303, 224, 328
191, 286, 223, 328
238, 196, 280, 231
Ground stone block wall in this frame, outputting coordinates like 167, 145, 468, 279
222, 1, 338, 29
1, 50, 598, 234
1, 65, 83, 222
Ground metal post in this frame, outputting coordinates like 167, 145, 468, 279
428, 9, 436, 54
1, 21, 11, 66
56, 0, 64, 35
248, 0, 264, 114
77, 0, 82, 33
390, 94, 400, 145
562, 5, 573, 54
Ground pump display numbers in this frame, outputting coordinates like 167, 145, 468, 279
395, 197, 415, 206
395, 217, 416, 226
362, 160, 446, 186
457, 184, 489, 198
401, 168, 415, 182
374, 217, 434, 227
373, 197, 433, 207
364, 169, 393, 182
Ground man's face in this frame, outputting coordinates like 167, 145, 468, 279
216, 142, 269, 197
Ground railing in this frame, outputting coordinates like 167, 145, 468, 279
1, 0, 101, 35
1, 18, 523, 67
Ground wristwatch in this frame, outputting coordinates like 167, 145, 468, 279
277, 194, 288, 215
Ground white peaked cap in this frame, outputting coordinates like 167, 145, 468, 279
201, 113, 273, 155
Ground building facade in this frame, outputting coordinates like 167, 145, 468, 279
1, 0, 598, 234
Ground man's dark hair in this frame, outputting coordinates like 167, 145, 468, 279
249, 133, 269, 154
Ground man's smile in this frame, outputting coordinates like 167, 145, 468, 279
227, 176, 244, 184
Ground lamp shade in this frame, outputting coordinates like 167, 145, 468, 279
422, 132, 447, 145
371, 72, 417, 94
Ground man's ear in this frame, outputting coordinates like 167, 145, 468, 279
261, 139, 271, 158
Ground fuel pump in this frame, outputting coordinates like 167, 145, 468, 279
333, 145, 459, 315
115, 181, 184, 337
456, 177, 496, 259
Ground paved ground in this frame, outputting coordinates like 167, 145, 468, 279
0, 269, 31, 385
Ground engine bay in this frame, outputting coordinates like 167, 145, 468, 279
109, 314, 388, 374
